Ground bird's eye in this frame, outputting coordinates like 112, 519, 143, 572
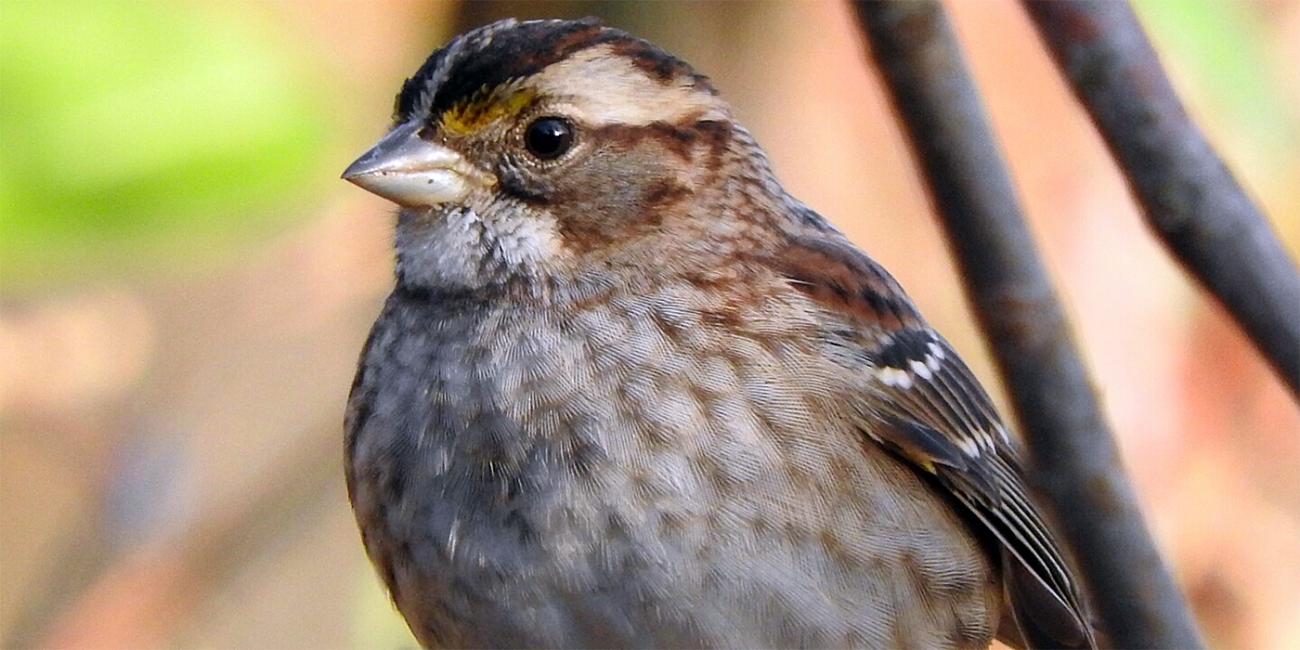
524, 117, 574, 160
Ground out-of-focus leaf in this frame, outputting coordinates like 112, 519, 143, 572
0, 1, 332, 290
1134, 0, 1298, 169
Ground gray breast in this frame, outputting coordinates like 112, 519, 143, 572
346, 284, 999, 649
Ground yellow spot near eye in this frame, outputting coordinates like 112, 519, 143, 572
441, 88, 537, 136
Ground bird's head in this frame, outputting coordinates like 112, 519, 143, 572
344, 18, 783, 293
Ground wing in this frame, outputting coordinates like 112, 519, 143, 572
773, 232, 1096, 649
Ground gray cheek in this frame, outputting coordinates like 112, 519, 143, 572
582, 147, 669, 214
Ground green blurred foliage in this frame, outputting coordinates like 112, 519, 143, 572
1136, 0, 1299, 171
0, 1, 333, 290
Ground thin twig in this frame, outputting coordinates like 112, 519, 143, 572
849, 1, 1205, 647
1023, 0, 1300, 398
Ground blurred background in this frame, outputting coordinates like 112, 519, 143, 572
2, 1, 1297, 648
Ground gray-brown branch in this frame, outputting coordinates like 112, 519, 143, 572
1023, 0, 1300, 397
849, 1, 1205, 647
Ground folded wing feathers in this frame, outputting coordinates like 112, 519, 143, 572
863, 330, 1093, 645
772, 233, 1091, 645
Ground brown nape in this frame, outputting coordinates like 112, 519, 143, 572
772, 234, 923, 332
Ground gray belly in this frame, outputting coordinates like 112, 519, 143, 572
346, 293, 999, 649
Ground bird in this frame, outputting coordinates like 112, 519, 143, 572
341, 17, 1095, 650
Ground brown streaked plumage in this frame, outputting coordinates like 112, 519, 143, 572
343, 17, 1095, 649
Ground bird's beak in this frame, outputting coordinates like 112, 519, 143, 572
342, 121, 491, 207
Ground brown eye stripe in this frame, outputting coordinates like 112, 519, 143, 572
587, 119, 733, 162
606, 38, 717, 93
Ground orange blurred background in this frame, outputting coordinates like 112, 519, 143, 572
2, 1, 1297, 647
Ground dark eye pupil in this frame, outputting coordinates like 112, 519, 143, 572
524, 117, 573, 159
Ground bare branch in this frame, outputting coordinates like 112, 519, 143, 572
849, 1, 1205, 647
1023, 0, 1300, 397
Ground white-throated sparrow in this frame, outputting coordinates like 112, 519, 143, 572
343, 18, 1094, 649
